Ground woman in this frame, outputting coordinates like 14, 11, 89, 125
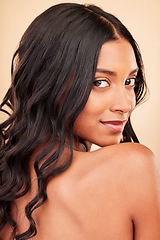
0, 3, 160, 240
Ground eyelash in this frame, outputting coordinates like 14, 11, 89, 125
93, 78, 137, 88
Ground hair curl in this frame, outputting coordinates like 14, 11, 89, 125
0, 3, 147, 239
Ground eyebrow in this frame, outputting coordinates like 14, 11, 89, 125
96, 67, 139, 76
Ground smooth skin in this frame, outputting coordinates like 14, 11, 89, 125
1, 38, 160, 239
73, 38, 137, 148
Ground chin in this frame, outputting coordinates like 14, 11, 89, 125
91, 138, 122, 148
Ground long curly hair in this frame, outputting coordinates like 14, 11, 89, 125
0, 3, 147, 239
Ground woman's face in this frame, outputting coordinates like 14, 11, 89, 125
73, 38, 138, 147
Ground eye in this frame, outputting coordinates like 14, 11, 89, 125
125, 78, 136, 87
93, 80, 109, 88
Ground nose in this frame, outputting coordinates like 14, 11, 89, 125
110, 87, 134, 114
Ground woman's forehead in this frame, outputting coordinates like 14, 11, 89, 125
97, 39, 138, 73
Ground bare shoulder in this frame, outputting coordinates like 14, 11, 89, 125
94, 142, 160, 239
107, 142, 160, 190
99, 142, 156, 160
94, 142, 160, 198
94, 142, 159, 175
76, 143, 160, 239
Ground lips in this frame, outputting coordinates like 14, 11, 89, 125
100, 120, 126, 133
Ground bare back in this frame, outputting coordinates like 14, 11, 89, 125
1, 143, 160, 240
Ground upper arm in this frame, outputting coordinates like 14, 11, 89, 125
125, 143, 160, 239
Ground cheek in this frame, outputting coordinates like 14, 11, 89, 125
126, 89, 136, 113
85, 90, 109, 114
73, 92, 103, 135
73, 101, 95, 135
131, 92, 136, 110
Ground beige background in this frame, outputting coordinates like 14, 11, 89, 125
0, 0, 160, 164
